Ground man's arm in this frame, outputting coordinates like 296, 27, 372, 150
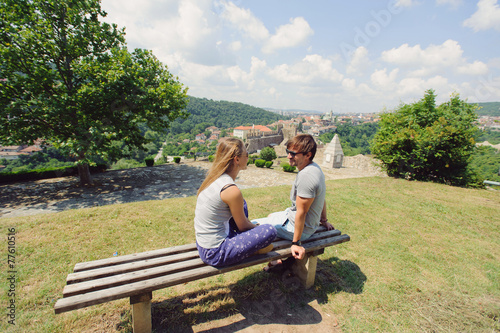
291, 196, 314, 260
320, 201, 335, 230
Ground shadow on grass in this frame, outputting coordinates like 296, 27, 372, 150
116, 257, 365, 332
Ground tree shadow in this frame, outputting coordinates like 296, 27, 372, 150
126, 257, 366, 332
0, 163, 209, 217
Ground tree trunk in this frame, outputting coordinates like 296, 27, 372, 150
77, 163, 93, 186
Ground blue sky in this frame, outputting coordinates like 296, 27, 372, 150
101, 0, 500, 113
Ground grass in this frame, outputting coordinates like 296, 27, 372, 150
0, 177, 499, 332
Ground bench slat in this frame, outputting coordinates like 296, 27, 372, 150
67, 250, 200, 284
54, 234, 350, 314
73, 243, 198, 272
63, 258, 206, 297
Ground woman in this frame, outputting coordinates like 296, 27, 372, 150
194, 137, 277, 267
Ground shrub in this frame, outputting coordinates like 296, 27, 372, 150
265, 161, 273, 168
260, 147, 277, 161
255, 159, 266, 168
282, 163, 296, 173
372, 89, 479, 186
173, 156, 181, 164
0, 163, 107, 184
144, 157, 154, 167
208, 155, 214, 162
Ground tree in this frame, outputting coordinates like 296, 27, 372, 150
260, 146, 277, 161
0, 0, 188, 185
371, 90, 479, 186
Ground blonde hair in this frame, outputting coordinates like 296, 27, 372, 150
197, 137, 245, 195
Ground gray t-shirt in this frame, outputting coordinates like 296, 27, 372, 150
194, 173, 234, 248
287, 161, 326, 235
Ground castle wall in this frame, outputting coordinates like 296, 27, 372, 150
246, 134, 284, 153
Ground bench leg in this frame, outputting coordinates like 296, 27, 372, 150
130, 292, 152, 333
291, 249, 323, 289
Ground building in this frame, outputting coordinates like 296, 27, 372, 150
233, 125, 272, 140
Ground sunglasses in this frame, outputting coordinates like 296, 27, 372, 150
286, 149, 303, 157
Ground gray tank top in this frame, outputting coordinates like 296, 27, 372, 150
194, 174, 235, 248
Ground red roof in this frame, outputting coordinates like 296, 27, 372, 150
234, 125, 272, 132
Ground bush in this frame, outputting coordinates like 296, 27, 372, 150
265, 161, 273, 168
0, 163, 107, 184
260, 147, 277, 161
255, 159, 266, 168
173, 156, 181, 163
372, 90, 479, 186
282, 163, 296, 173
144, 157, 154, 167
208, 155, 214, 162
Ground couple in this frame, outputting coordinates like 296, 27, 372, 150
194, 134, 334, 269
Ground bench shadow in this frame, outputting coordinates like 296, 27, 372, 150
124, 257, 365, 333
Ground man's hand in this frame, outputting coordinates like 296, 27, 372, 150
321, 221, 335, 230
291, 244, 305, 260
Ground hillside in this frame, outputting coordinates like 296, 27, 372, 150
168, 96, 290, 135
476, 102, 500, 116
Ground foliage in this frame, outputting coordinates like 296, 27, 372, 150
254, 159, 266, 168
0, 0, 188, 184
469, 146, 500, 182
476, 128, 500, 145
0, 148, 74, 173
476, 102, 500, 116
372, 90, 479, 186
167, 96, 289, 135
0, 163, 106, 183
259, 147, 277, 161
174, 156, 181, 163
319, 122, 379, 156
282, 163, 296, 173
110, 158, 143, 170
265, 161, 273, 168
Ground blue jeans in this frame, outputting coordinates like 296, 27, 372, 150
252, 209, 314, 241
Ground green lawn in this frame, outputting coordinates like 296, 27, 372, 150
1, 177, 499, 332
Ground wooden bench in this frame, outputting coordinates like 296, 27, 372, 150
54, 227, 350, 332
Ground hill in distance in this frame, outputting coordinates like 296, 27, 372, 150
181, 96, 290, 129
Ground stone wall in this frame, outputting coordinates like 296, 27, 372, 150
246, 134, 284, 153
342, 154, 384, 174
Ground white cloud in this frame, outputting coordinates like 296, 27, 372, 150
220, 1, 269, 41
463, 0, 500, 32
397, 76, 450, 98
262, 17, 314, 53
436, 0, 463, 9
347, 47, 371, 75
380, 40, 488, 77
394, 0, 417, 7
342, 78, 356, 90
457, 60, 489, 75
371, 68, 400, 88
268, 55, 343, 84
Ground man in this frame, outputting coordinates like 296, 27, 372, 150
253, 134, 334, 262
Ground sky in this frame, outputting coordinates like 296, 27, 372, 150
100, 0, 500, 114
